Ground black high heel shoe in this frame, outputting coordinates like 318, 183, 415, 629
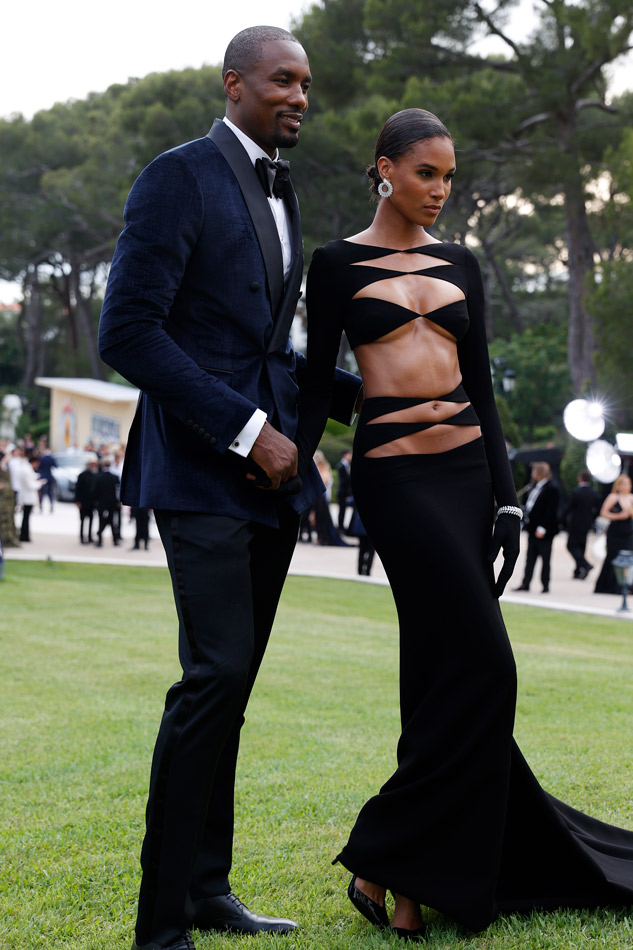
347, 876, 389, 928
391, 924, 428, 941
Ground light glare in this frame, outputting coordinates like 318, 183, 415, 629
563, 399, 605, 442
616, 433, 633, 454
586, 439, 622, 483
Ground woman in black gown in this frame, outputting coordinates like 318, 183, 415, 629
296, 109, 633, 940
594, 474, 633, 594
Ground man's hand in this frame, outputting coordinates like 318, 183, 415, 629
247, 421, 298, 491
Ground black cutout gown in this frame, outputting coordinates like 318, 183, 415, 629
296, 239, 633, 932
594, 503, 633, 594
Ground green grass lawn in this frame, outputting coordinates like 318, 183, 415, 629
1, 561, 632, 949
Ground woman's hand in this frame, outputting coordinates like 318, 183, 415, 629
488, 512, 521, 598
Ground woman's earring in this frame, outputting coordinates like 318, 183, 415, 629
377, 179, 393, 198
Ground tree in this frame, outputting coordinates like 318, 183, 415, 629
590, 261, 633, 431
587, 122, 633, 429
298, 0, 633, 391
472, 0, 633, 392
0, 95, 128, 382
489, 323, 572, 442
2, 5, 632, 404
0, 67, 225, 386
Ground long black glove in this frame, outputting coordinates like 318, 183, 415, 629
488, 512, 521, 598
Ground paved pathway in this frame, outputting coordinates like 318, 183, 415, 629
5, 501, 632, 622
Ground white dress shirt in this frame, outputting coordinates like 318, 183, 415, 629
222, 117, 294, 457
525, 478, 548, 534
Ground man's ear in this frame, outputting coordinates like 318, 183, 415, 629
224, 69, 241, 103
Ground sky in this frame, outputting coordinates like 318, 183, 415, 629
0, 0, 312, 300
0, 0, 313, 121
1, 0, 630, 299
2, 0, 629, 121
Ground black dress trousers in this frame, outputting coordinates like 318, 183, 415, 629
136, 503, 299, 946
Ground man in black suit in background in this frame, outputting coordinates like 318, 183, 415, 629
94, 455, 121, 546
74, 454, 99, 543
565, 468, 600, 579
335, 449, 353, 532
99, 25, 359, 950
514, 461, 560, 593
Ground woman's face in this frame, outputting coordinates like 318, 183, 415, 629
616, 476, 632, 493
378, 136, 456, 228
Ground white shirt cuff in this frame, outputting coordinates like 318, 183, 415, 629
228, 409, 267, 458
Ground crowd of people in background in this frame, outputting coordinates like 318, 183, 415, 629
513, 460, 633, 595
0, 435, 631, 589
0, 435, 51, 546
297, 448, 377, 576
0, 435, 151, 553
296, 451, 633, 588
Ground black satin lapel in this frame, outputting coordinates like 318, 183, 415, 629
267, 186, 304, 354
206, 120, 284, 313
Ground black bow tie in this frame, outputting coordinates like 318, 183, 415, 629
255, 156, 291, 200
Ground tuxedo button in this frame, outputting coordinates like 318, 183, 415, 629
192, 423, 200, 432
249, 282, 260, 292
208, 436, 216, 445
186, 419, 194, 427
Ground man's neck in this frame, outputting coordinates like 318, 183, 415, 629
223, 116, 278, 162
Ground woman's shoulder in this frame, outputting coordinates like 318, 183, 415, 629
444, 242, 478, 266
308, 240, 365, 280
417, 241, 475, 265
312, 239, 365, 260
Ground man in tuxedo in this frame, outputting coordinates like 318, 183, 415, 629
99, 25, 359, 950
335, 449, 353, 532
74, 455, 99, 543
94, 456, 121, 546
564, 468, 600, 579
514, 461, 560, 593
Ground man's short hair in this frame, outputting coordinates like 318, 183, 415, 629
222, 25, 299, 79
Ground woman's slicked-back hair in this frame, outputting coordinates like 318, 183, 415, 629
222, 25, 299, 79
367, 108, 453, 196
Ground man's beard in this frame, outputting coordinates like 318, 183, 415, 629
273, 116, 301, 150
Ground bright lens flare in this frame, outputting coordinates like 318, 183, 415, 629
563, 399, 606, 442
586, 439, 622, 484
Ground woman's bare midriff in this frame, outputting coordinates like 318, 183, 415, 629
355, 324, 481, 457
364, 422, 481, 457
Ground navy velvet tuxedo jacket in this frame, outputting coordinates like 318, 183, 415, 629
99, 120, 358, 527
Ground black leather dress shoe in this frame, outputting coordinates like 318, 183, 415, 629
347, 876, 389, 928
192, 893, 297, 934
132, 931, 195, 950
